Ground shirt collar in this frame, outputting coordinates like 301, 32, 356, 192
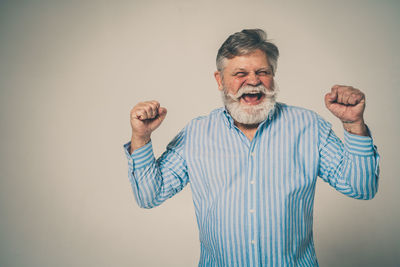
222, 108, 235, 128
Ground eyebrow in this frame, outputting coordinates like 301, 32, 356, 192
231, 67, 271, 72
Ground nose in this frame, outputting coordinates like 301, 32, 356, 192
246, 72, 260, 86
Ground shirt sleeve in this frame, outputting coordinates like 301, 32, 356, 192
317, 116, 380, 199
123, 128, 189, 208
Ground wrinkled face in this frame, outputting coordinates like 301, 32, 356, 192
215, 49, 274, 99
215, 49, 278, 125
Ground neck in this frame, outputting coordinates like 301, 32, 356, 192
234, 121, 259, 141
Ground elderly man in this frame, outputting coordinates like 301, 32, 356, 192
124, 29, 379, 266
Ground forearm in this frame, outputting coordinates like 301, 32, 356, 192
320, 130, 380, 199
336, 153, 379, 199
342, 131, 379, 198
318, 116, 380, 199
124, 140, 189, 208
129, 158, 166, 209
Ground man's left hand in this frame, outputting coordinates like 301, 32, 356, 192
325, 85, 369, 136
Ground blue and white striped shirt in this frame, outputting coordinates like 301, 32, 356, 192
124, 103, 379, 266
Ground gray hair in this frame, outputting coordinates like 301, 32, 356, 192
216, 29, 279, 75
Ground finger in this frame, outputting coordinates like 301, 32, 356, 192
131, 102, 146, 117
132, 101, 162, 120
348, 92, 364, 105
336, 86, 353, 104
347, 93, 357, 105
131, 105, 143, 120
341, 90, 352, 105
144, 104, 158, 119
332, 84, 342, 91
149, 100, 160, 110
132, 105, 154, 120
157, 107, 168, 122
144, 103, 156, 118
142, 101, 159, 118
134, 109, 147, 120
336, 87, 346, 104
325, 86, 338, 105
151, 101, 163, 116
137, 101, 158, 119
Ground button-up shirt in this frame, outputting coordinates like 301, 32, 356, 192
124, 103, 380, 266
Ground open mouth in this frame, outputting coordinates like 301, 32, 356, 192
240, 92, 265, 105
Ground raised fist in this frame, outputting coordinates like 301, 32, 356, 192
325, 85, 365, 123
129, 100, 167, 152
325, 85, 368, 136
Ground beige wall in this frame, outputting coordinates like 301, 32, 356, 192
1, 0, 399, 266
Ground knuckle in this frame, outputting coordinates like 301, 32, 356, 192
134, 103, 145, 111
148, 103, 157, 110
153, 104, 160, 112
131, 106, 141, 115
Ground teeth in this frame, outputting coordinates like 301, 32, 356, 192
242, 92, 261, 96
238, 92, 264, 99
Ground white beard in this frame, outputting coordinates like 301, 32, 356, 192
221, 82, 278, 125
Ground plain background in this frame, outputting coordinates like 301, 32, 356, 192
1, 0, 399, 266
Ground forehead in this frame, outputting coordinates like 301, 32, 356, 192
224, 49, 270, 70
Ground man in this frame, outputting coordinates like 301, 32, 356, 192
124, 29, 379, 266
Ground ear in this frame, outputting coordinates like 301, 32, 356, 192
214, 71, 223, 91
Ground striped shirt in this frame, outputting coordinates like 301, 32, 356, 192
124, 103, 380, 266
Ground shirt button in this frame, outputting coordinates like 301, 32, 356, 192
251, 240, 255, 244
250, 180, 255, 184
250, 152, 255, 157
250, 209, 255, 213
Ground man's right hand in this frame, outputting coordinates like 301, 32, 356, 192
130, 101, 167, 153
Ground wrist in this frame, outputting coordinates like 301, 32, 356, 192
130, 134, 151, 154
342, 120, 368, 136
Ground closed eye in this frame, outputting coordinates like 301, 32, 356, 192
234, 72, 248, 77
256, 70, 272, 76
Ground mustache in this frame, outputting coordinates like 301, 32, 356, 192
225, 84, 276, 101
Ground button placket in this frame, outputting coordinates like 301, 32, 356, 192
248, 145, 258, 257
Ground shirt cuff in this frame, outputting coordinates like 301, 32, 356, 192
123, 141, 155, 169
343, 130, 375, 156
